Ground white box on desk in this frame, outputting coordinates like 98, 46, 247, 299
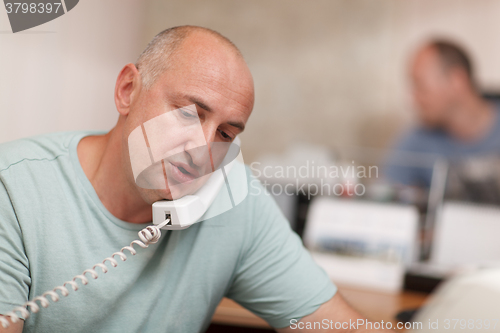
304, 197, 419, 293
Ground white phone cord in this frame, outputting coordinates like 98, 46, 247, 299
0, 219, 170, 329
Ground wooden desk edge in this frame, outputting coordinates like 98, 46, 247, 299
211, 298, 271, 328
211, 286, 428, 329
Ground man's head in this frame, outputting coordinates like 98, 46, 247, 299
114, 26, 254, 204
410, 40, 476, 128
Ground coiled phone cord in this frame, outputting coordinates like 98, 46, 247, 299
0, 219, 171, 329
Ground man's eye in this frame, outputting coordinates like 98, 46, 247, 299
219, 130, 233, 141
179, 108, 197, 118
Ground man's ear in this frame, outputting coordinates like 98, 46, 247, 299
115, 63, 142, 116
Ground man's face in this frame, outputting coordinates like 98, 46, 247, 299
410, 47, 454, 128
123, 34, 254, 204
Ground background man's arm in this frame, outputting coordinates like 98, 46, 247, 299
277, 293, 392, 333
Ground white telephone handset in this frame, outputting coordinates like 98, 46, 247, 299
152, 136, 240, 230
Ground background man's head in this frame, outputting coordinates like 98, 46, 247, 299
114, 25, 254, 204
410, 40, 476, 128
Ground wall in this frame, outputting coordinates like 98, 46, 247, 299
142, 0, 500, 163
0, 0, 146, 143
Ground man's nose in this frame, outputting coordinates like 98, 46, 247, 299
185, 125, 217, 169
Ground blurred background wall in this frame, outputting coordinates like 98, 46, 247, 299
1, 0, 500, 162
0, 0, 145, 142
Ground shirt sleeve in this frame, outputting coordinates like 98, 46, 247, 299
0, 177, 30, 317
226, 177, 337, 329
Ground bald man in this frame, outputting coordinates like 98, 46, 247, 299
386, 40, 500, 188
0, 26, 390, 333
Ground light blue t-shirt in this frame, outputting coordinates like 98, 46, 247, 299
385, 104, 500, 187
0, 131, 336, 332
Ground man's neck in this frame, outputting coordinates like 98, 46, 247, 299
445, 95, 495, 142
77, 126, 153, 224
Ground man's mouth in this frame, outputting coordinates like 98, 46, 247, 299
169, 161, 199, 184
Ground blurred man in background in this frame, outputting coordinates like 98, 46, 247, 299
386, 40, 500, 188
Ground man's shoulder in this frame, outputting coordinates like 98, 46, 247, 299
0, 131, 89, 172
200, 164, 283, 232
488, 101, 500, 136
200, 164, 262, 223
395, 126, 447, 152
230, 165, 289, 231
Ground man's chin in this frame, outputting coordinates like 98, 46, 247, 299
135, 175, 208, 203
136, 187, 173, 205
156, 189, 174, 201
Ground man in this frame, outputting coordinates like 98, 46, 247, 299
0, 26, 389, 332
385, 40, 500, 188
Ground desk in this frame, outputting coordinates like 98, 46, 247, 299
211, 286, 428, 330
